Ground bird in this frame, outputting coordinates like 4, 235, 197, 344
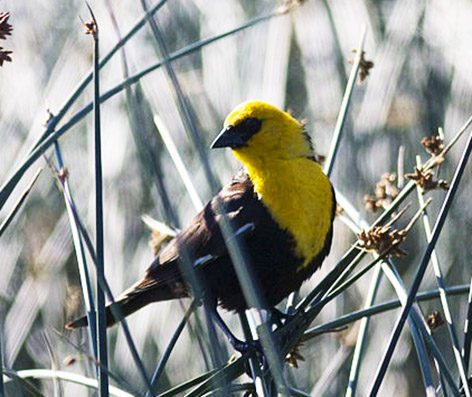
66, 100, 335, 352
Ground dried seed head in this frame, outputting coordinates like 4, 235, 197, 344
365, 173, 399, 212
63, 355, 77, 366
364, 195, 377, 212
421, 135, 444, 156
405, 166, 449, 193
359, 198, 430, 257
57, 167, 68, 185
285, 341, 305, 369
0, 46, 12, 66
314, 154, 326, 165
0, 12, 13, 40
357, 225, 407, 257
348, 50, 374, 83
64, 286, 83, 320
43, 109, 54, 127
277, 0, 308, 14
84, 20, 97, 36
427, 311, 445, 333
142, 216, 177, 256
149, 230, 173, 256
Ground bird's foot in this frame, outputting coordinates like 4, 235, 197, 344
231, 338, 270, 376
232, 338, 262, 355
268, 308, 296, 329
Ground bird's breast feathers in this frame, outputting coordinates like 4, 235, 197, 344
246, 157, 333, 269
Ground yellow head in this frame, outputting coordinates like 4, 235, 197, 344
211, 101, 313, 167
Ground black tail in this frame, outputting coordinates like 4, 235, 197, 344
66, 261, 186, 329
65, 288, 156, 329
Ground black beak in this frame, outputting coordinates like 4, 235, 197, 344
210, 125, 246, 149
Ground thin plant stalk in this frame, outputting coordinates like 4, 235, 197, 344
345, 264, 382, 397
119, 21, 210, 388
416, 326, 461, 397
312, 346, 352, 396
304, 284, 470, 338
369, 129, 472, 396
337, 191, 384, 397
384, 263, 448, 395
139, 0, 217, 191
315, 253, 438, 388
414, 321, 461, 397
381, 261, 440, 396
239, 313, 269, 396
52, 330, 138, 395
58, 178, 154, 393
153, 116, 203, 212
53, 142, 97, 359
2, 369, 46, 397
318, 191, 436, 395
315, 256, 456, 394
2, 369, 133, 397
146, 302, 197, 396
0, 325, 3, 397
335, 189, 444, 394
463, 276, 472, 373
297, 245, 364, 312
84, 9, 108, 396
415, 155, 470, 395
0, 168, 41, 237
182, 355, 250, 397
157, 370, 219, 397
118, 9, 219, 385
324, 25, 367, 178
203, 383, 256, 395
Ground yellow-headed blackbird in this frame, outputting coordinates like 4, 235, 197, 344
66, 101, 335, 350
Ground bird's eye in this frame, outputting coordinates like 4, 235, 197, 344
241, 117, 262, 138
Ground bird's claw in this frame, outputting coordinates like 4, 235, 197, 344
269, 308, 296, 328
233, 339, 270, 376
233, 338, 262, 355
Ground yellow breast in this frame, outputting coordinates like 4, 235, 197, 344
244, 157, 333, 270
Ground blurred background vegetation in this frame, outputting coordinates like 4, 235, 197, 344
1, 0, 472, 395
